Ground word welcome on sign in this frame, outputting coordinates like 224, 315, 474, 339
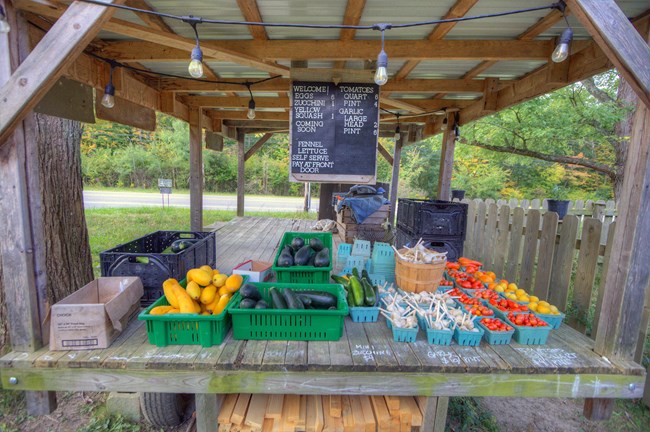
290, 81, 379, 184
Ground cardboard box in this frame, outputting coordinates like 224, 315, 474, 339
49, 277, 143, 350
232, 260, 273, 282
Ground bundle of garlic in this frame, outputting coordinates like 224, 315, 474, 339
448, 308, 478, 332
408, 295, 455, 331
393, 238, 447, 264
380, 294, 418, 328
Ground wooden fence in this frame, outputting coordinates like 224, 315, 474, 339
461, 199, 617, 341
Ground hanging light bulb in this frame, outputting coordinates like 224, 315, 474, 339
186, 19, 204, 78
101, 63, 116, 109
373, 24, 391, 86
394, 125, 400, 141
188, 46, 204, 78
246, 83, 256, 119
441, 117, 448, 131
247, 98, 256, 119
551, 27, 573, 63
0, 6, 10, 34
453, 112, 461, 140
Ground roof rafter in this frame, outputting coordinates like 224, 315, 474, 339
394, 0, 479, 81
333, 0, 367, 69
236, 0, 268, 40
124, 0, 173, 33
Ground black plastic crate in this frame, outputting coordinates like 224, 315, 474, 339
395, 229, 465, 262
100, 231, 216, 306
397, 199, 468, 240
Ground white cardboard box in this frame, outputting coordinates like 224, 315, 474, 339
232, 260, 273, 282
49, 277, 143, 350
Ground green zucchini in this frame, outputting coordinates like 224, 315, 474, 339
269, 287, 287, 309
352, 267, 360, 279
349, 276, 365, 307
361, 278, 376, 306
297, 295, 312, 308
283, 288, 304, 309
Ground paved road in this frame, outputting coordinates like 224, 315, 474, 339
83, 190, 319, 212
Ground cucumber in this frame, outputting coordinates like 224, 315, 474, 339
269, 287, 287, 309
352, 267, 360, 279
294, 291, 337, 309
361, 278, 376, 306
283, 288, 304, 309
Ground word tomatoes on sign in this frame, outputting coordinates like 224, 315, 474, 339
290, 81, 380, 184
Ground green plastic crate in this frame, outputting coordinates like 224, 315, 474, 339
137, 276, 245, 347
272, 232, 333, 284
227, 282, 348, 341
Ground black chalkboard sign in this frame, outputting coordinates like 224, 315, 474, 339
290, 81, 379, 184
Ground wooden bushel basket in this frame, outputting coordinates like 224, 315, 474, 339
394, 248, 446, 293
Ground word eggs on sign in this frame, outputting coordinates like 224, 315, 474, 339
290, 81, 379, 182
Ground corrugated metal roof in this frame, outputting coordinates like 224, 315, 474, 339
477, 61, 547, 79
408, 61, 485, 79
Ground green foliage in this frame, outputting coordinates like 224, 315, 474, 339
76, 414, 142, 432
447, 397, 499, 432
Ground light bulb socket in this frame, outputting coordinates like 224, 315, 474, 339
559, 27, 573, 45
248, 98, 256, 111
376, 49, 388, 69
191, 46, 203, 62
104, 82, 115, 97
395, 125, 400, 135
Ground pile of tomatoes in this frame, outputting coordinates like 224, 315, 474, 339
456, 293, 481, 306
464, 304, 494, 316
470, 289, 500, 302
489, 298, 529, 313
480, 318, 513, 332
454, 275, 485, 290
439, 278, 454, 287
507, 313, 548, 327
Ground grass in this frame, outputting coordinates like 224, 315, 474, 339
84, 185, 307, 198
85, 206, 316, 276
447, 397, 499, 432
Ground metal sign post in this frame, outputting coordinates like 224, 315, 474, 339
158, 178, 172, 208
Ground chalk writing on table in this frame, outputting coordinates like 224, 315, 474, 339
515, 347, 578, 367
352, 344, 390, 362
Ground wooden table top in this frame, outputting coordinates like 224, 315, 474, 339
0, 217, 645, 399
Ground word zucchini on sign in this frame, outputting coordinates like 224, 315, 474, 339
290, 81, 379, 184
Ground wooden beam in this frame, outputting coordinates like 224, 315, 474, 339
95, 38, 557, 61
463, 8, 566, 79
236, 0, 268, 40
377, 143, 394, 165
380, 96, 426, 114
568, 0, 650, 107
334, 0, 367, 69
158, 76, 484, 93
160, 91, 189, 121
210, 110, 289, 121
244, 133, 273, 161
189, 108, 203, 231
13, 0, 290, 76
237, 129, 246, 217
395, 0, 479, 80
124, 0, 173, 33
482, 78, 499, 113
0, 0, 125, 144
436, 113, 456, 200
184, 95, 290, 109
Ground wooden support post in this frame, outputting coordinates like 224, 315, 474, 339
0, 1, 55, 414
437, 112, 456, 201
644, 365, 650, 409
377, 142, 394, 165
586, 85, 650, 420
0, 0, 125, 144
237, 128, 246, 217
244, 132, 273, 161
388, 132, 405, 224
196, 394, 222, 432
568, 0, 650, 108
189, 108, 203, 231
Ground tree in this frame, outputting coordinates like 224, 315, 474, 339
458, 71, 636, 201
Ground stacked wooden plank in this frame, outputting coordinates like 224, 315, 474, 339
336, 204, 390, 244
217, 393, 423, 432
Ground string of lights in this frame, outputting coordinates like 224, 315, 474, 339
16, 1, 574, 113
72, 0, 572, 88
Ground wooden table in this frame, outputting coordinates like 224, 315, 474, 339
0, 218, 645, 430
